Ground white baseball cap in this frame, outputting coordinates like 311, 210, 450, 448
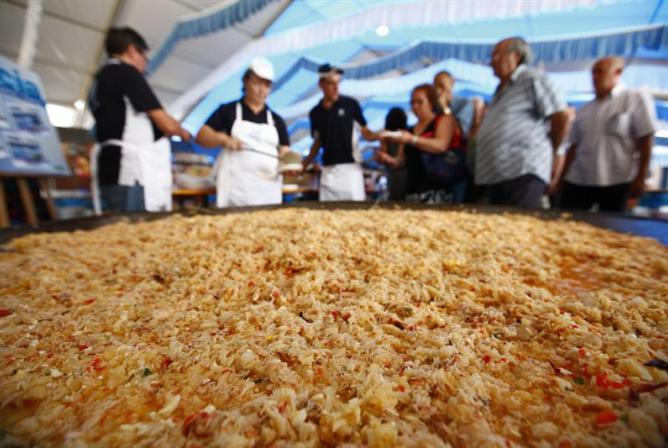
248, 57, 274, 82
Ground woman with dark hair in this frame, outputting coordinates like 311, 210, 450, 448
378, 84, 467, 203
376, 107, 408, 200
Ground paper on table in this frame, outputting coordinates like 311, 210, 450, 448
380, 130, 403, 139
279, 163, 303, 173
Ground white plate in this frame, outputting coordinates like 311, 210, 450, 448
380, 130, 403, 139
282, 183, 299, 192
279, 163, 303, 173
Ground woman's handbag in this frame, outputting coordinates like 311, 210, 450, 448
419, 114, 468, 187
420, 147, 468, 187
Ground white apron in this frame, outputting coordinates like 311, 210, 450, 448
319, 163, 365, 201
215, 102, 282, 207
90, 137, 172, 214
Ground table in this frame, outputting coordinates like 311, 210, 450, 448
172, 187, 216, 209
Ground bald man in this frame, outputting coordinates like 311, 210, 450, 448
559, 57, 656, 212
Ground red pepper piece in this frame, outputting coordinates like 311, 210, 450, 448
596, 373, 627, 389
87, 356, 104, 372
595, 410, 618, 425
182, 411, 210, 437
161, 356, 173, 370
182, 413, 198, 436
582, 363, 591, 378
596, 373, 608, 388
0, 309, 12, 317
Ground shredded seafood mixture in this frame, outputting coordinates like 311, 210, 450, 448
0, 209, 667, 447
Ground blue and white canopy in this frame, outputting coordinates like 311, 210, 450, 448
159, 0, 667, 153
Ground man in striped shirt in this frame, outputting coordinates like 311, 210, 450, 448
475, 37, 570, 208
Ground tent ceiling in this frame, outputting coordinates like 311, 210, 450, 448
0, 0, 289, 110
0, 0, 665, 135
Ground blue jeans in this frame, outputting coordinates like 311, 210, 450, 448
100, 183, 145, 213
449, 179, 467, 204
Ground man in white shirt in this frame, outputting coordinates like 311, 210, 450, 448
559, 57, 656, 212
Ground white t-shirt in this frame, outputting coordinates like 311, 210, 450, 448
566, 86, 656, 186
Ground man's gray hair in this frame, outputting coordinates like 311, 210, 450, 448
507, 37, 532, 65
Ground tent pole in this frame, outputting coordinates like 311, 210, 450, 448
76, 0, 125, 127
17, 0, 43, 69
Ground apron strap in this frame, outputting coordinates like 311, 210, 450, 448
90, 144, 102, 216
100, 139, 135, 149
235, 102, 242, 122
236, 101, 275, 127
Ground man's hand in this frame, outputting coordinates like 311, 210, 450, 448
226, 136, 243, 151
147, 108, 192, 142
630, 134, 652, 199
361, 126, 381, 142
547, 153, 565, 195
181, 129, 192, 142
546, 176, 561, 195
196, 125, 239, 150
382, 130, 412, 145
375, 150, 389, 164
629, 176, 646, 198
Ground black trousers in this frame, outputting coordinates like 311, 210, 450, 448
561, 182, 630, 212
481, 174, 546, 208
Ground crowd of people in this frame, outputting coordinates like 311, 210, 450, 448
89, 28, 657, 215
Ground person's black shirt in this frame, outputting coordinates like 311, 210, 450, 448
309, 95, 367, 166
88, 60, 162, 185
205, 100, 290, 146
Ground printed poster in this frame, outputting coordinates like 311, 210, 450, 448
0, 54, 70, 176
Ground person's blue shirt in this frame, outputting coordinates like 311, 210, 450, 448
450, 96, 475, 136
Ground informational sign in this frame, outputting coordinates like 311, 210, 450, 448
0, 54, 70, 176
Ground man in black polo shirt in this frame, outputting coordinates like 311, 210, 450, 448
302, 64, 380, 201
89, 27, 191, 213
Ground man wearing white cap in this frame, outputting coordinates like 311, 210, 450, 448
303, 63, 381, 201
196, 57, 291, 207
